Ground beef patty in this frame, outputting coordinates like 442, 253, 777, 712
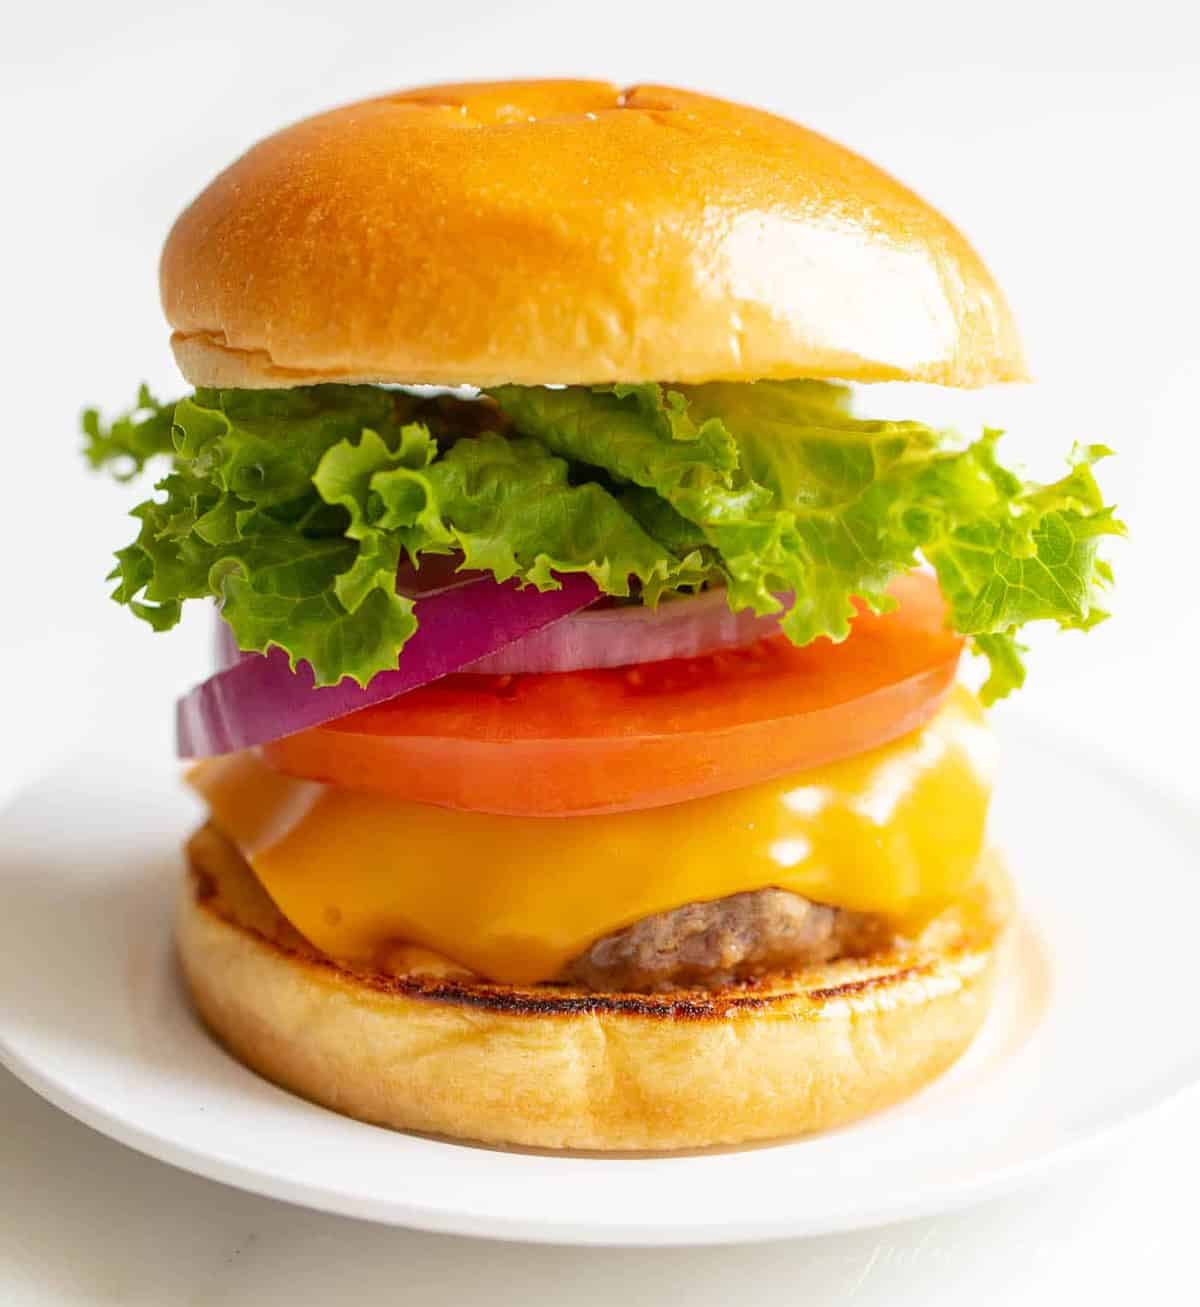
556, 889, 892, 993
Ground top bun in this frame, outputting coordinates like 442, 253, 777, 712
161, 80, 1026, 390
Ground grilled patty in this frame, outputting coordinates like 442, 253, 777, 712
556, 889, 892, 993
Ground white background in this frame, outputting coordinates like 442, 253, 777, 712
2, 0, 1198, 1301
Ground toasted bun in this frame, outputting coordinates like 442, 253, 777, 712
162, 80, 1025, 391
178, 823, 1010, 1151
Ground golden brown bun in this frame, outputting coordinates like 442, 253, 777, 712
178, 823, 1011, 1152
162, 80, 1026, 391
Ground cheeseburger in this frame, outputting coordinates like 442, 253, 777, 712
84, 80, 1120, 1150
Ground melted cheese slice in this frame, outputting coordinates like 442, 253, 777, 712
189, 688, 994, 985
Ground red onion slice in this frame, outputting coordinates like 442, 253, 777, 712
467, 588, 787, 675
178, 572, 599, 758
213, 617, 242, 672
394, 554, 487, 598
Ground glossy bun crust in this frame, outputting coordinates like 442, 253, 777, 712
162, 80, 1026, 391
178, 823, 1010, 1152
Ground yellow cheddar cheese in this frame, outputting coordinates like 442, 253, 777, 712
189, 688, 993, 985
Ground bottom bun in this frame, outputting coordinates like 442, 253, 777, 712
178, 823, 1011, 1152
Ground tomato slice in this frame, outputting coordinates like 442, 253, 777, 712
262, 573, 964, 816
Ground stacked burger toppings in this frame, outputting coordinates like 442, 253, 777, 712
82, 80, 1120, 1149
86, 379, 1116, 984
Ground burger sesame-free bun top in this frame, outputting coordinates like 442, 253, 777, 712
162, 79, 1027, 391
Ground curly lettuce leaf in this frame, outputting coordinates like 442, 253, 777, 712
82, 385, 176, 479
85, 379, 1122, 700
490, 381, 1123, 700
85, 386, 702, 685
489, 384, 796, 623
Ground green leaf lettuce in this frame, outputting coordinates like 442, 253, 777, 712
83, 380, 1122, 699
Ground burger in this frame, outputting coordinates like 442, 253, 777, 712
84, 80, 1120, 1151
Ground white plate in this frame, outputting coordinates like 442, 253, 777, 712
0, 720, 1197, 1246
